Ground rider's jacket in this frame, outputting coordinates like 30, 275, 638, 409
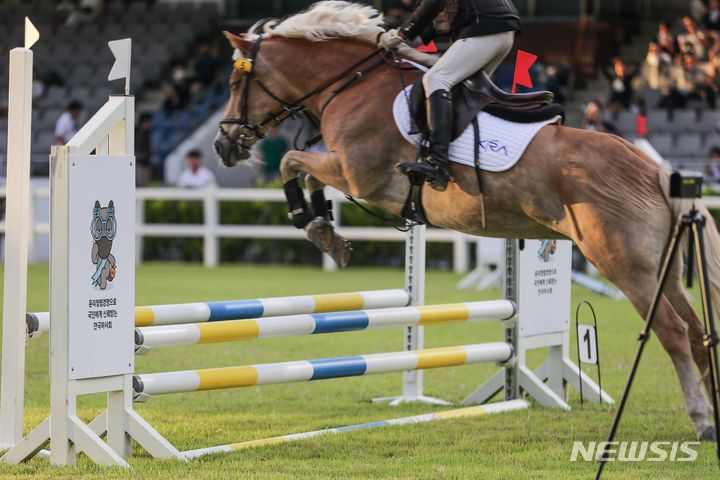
400, 0, 520, 43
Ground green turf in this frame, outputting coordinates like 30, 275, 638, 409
0, 263, 717, 479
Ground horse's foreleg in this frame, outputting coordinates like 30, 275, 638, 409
280, 150, 352, 267
305, 175, 347, 263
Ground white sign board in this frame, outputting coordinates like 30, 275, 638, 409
517, 239, 572, 337
577, 324, 599, 365
67, 155, 134, 379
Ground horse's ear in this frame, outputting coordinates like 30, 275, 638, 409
223, 31, 252, 53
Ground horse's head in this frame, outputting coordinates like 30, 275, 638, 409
214, 32, 288, 167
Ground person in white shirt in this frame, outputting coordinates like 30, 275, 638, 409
54, 101, 83, 144
177, 149, 216, 188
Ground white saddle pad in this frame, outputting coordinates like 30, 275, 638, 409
392, 85, 562, 172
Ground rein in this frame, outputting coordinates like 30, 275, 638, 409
219, 35, 429, 230
218, 35, 385, 153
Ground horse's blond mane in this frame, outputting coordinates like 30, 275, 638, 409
247, 1, 385, 44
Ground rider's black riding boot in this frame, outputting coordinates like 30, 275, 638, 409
398, 89, 453, 192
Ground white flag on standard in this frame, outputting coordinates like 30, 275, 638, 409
24, 17, 39, 49
108, 38, 132, 94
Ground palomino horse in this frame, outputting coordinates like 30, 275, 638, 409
213, 1, 719, 440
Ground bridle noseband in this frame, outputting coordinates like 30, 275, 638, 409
218, 34, 385, 155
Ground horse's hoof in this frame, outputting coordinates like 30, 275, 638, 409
306, 217, 334, 252
330, 237, 352, 268
699, 425, 717, 441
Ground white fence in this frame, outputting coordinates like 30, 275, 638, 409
4, 184, 720, 272
0, 185, 471, 272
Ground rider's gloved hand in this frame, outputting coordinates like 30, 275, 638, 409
378, 29, 404, 51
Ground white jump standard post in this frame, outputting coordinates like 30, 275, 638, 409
1, 39, 181, 467
462, 240, 614, 408
373, 223, 451, 406
0, 18, 39, 451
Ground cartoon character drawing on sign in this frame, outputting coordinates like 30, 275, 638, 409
537, 239, 557, 262
90, 200, 117, 290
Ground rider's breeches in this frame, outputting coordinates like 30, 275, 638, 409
422, 31, 515, 96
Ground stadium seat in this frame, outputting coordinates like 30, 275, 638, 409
615, 111, 636, 136
699, 111, 720, 134
667, 110, 697, 132
649, 133, 673, 156
641, 88, 662, 108
32, 132, 57, 155
673, 133, 703, 157
647, 109, 669, 134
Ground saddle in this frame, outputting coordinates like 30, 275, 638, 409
409, 71, 564, 139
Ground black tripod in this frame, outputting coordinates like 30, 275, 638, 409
596, 205, 720, 479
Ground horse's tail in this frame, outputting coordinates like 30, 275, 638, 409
669, 194, 720, 317
694, 201, 720, 317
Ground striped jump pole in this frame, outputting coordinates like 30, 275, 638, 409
25, 289, 411, 336
135, 300, 515, 352
133, 343, 514, 400
182, 399, 530, 459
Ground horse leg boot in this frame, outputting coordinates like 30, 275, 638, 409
306, 177, 334, 252
304, 175, 351, 267
397, 90, 453, 192
280, 152, 352, 267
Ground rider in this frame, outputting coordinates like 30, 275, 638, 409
379, 0, 520, 192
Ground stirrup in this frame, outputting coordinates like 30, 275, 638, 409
397, 159, 451, 192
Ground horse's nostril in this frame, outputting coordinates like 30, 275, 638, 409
213, 141, 224, 156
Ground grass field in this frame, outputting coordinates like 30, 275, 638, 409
0, 263, 718, 479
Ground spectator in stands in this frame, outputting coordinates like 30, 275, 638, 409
258, 127, 289, 182
541, 64, 567, 105
135, 113, 153, 187
706, 0, 720, 31
674, 53, 716, 109
642, 42, 672, 90
54, 100, 83, 144
581, 101, 616, 134
55, 0, 101, 27
32, 71, 46, 100
692, 0, 709, 23
177, 150, 216, 188
53, 0, 76, 28
655, 20, 678, 55
603, 57, 639, 115
193, 41, 219, 88
678, 16, 708, 59
665, 51, 717, 108
632, 96, 648, 138
709, 35, 720, 92
384, 0, 417, 27
163, 63, 191, 113
705, 146, 720, 183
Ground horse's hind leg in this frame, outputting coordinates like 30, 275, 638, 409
605, 268, 714, 439
558, 209, 708, 439
279, 150, 352, 267
577, 237, 715, 439
663, 277, 716, 440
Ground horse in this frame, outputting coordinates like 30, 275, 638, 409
213, 1, 719, 440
